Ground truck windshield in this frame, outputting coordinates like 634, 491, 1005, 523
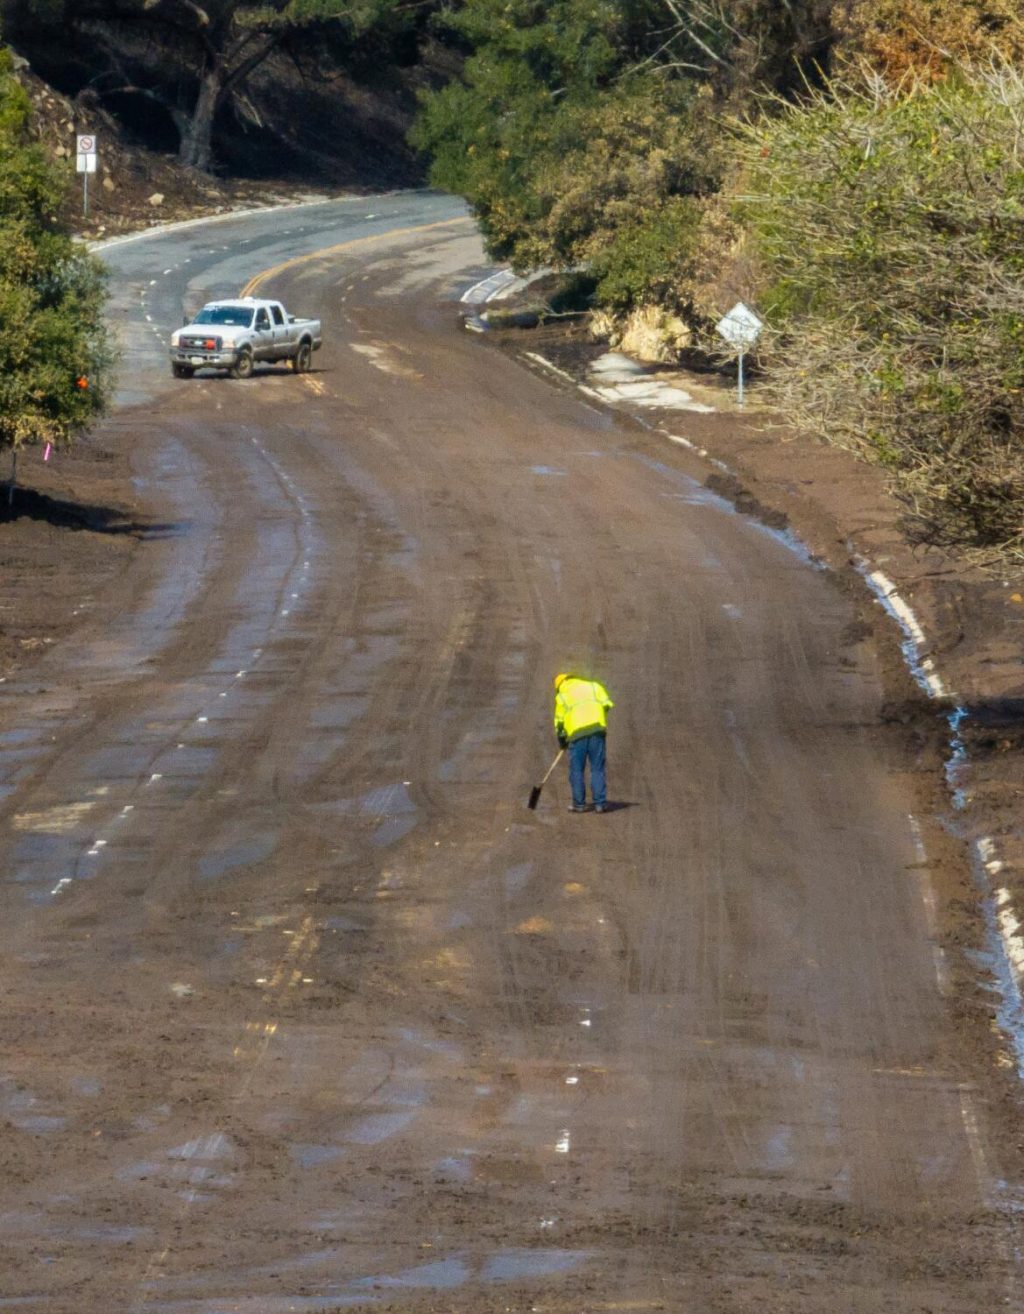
193, 307, 255, 327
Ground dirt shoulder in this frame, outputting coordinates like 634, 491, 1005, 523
0, 438, 148, 680
0, 246, 281, 688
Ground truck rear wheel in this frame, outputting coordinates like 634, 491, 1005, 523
231, 349, 254, 380
291, 341, 312, 374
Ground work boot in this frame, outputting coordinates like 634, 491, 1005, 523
567, 804, 589, 813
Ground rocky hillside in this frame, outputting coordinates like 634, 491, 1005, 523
12, 56, 272, 239
9, 40, 445, 240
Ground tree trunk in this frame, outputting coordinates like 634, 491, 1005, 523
178, 65, 223, 171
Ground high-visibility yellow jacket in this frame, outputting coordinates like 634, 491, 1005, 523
554, 677, 614, 743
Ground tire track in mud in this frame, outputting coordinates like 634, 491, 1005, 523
0, 388, 349, 1282
0, 355, 433, 1304
2, 400, 319, 912
110, 241, 557, 1305
6, 354, 418, 917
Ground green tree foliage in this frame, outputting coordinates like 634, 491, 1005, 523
0, 45, 111, 454
412, 0, 835, 304
411, 0, 623, 264
412, 1, 722, 282
735, 65, 1024, 548
590, 194, 703, 311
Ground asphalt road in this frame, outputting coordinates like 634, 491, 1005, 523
0, 193, 1021, 1312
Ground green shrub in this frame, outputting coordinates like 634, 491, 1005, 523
591, 196, 703, 313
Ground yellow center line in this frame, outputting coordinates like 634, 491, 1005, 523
239, 215, 473, 298
227, 914, 319, 1070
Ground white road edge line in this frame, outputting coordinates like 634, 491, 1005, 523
959, 1088, 991, 1191
523, 352, 574, 384
857, 562, 1024, 1074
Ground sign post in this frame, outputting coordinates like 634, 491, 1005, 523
76, 134, 98, 217
715, 302, 764, 406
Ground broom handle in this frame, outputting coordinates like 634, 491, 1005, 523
540, 748, 564, 785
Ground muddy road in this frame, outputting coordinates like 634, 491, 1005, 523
0, 195, 1022, 1312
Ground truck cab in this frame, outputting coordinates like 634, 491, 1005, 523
169, 298, 323, 379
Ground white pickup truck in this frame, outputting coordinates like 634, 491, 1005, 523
169, 298, 322, 379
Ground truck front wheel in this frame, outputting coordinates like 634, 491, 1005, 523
171, 363, 194, 379
231, 349, 254, 380
291, 341, 312, 374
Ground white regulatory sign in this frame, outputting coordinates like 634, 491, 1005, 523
716, 301, 763, 350
76, 133, 98, 174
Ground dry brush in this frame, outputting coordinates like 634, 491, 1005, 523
734, 63, 1024, 553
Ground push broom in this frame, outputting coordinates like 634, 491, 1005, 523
527, 748, 564, 810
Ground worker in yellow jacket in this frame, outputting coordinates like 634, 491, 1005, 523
553, 673, 614, 813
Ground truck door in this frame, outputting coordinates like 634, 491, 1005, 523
270, 303, 288, 358
253, 305, 273, 359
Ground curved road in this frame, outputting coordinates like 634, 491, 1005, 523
0, 193, 1020, 1312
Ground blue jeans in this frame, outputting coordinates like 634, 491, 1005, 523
568, 733, 607, 808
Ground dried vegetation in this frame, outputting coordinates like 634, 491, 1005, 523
733, 61, 1024, 552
